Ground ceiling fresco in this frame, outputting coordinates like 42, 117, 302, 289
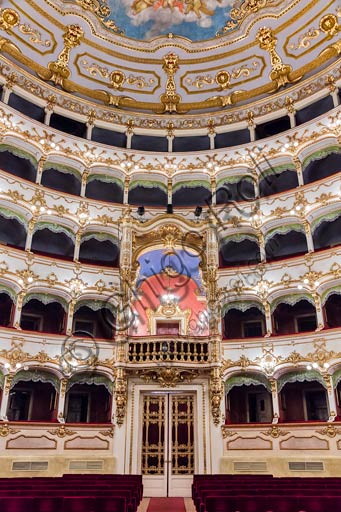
106, 0, 234, 41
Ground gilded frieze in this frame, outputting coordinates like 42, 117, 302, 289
76, 53, 160, 94
284, 4, 336, 58
181, 57, 265, 94
9, 1, 56, 54
0, 53, 339, 128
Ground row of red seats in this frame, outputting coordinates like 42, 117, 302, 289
0, 474, 143, 512
193, 475, 341, 512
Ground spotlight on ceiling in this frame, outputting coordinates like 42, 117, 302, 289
194, 206, 202, 218
167, 204, 173, 214
137, 206, 145, 216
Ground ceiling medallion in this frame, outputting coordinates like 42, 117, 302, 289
138, 367, 199, 387
319, 14, 340, 39
0, 8, 20, 33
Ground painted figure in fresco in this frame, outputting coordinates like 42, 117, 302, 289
184, 0, 215, 18
131, 0, 216, 18
132, 0, 156, 15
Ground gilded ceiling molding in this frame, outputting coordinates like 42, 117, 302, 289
0, 25, 333, 112
0, 51, 339, 122
38, 24, 84, 87
217, 0, 278, 35
159, 53, 182, 114
256, 27, 301, 90
74, 0, 123, 33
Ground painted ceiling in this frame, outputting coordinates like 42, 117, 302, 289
106, 0, 233, 41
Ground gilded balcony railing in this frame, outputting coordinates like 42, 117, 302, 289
127, 338, 210, 363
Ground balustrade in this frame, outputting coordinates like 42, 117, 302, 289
127, 338, 210, 363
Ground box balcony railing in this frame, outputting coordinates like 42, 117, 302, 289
127, 338, 210, 363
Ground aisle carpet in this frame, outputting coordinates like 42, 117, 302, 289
147, 497, 186, 512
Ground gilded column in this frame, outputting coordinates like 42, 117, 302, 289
258, 231, 266, 262
167, 122, 174, 152
293, 155, 304, 187
270, 379, 280, 422
285, 96, 296, 128
2, 72, 17, 104
210, 367, 224, 426
73, 229, 83, 261
44, 94, 57, 125
113, 367, 127, 426
25, 218, 36, 252
66, 299, 76, 335
0, 374, 13, 419
167, 178, 172, 205
13, 291, 25, 329
206, 219, 220, 338
126, 120, 134, 149
247, 111, 255, 142
117, 209, 133, 360
263, 301, 273, 336
323, 375, 337, 421
210, 177, 216, 206
312, 291, 324, 330
80, 170, 89, 197
303, 219, 314, 253
86, 109, 96, 140
325, 75, 339, 107
208, 120, 216, 150
252, 170, 260, 199
123, 176, 130, 205
57, 379, 68, 422
36, 156, 47, 185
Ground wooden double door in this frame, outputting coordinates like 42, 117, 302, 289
141, 392, 195, 497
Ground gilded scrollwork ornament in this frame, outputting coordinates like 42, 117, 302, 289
262, 425, 289, 438
48, 425, 77, 438
114, 368, 127, 426
221, 426, 237, 438
210, 367, 223, 426
0, 423, 20, 437
138, 367, 199, 387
